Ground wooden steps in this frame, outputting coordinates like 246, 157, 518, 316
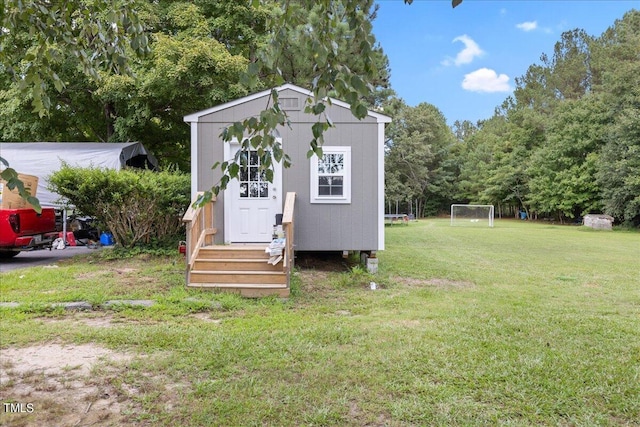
187, 245, 289, 297
190, 270, 287, 285
193, 259, 283, 272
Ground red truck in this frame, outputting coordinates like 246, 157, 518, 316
0, 208, 62, 258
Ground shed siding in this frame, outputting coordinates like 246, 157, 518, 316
193, 88, 382, 250
283, 123, 379, 251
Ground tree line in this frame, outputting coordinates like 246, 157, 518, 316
1, 2, 637, 226
386, 10, 639, 227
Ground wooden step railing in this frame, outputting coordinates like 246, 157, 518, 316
282, 192, 296, 277
183, 191, 294, 293
182, 192, 217, 272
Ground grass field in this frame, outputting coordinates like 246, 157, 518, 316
1, 219, 639, 426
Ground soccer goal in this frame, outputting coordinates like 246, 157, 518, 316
450, 204, 494, 227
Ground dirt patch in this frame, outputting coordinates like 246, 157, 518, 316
75, 270, 110, 280
0, 343, 130, 378
77, 315, 120, 328
38, 313, 120, 329
190, 312, 222, 323
0, 343, 141, 426
298, 270, 332, 283
0, 342, 186, 426
296, 270, 338, 297
335, 310, 353, 316
114, 268, 138, 275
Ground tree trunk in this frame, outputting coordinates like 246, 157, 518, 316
104, 102, 116, 140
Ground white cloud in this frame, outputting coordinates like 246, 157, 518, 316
441, 34, 484, 67
461, 68, 511, 93
516, 21, 538, 32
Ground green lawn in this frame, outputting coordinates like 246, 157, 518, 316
1, 219, 639, 426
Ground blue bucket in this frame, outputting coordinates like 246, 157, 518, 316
100, 232, 114, 246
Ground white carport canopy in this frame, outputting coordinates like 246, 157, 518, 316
0, 142, 158, 207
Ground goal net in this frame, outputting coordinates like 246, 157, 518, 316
450, 204, 494, 227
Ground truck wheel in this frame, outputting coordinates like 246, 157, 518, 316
0, 251, 19, 259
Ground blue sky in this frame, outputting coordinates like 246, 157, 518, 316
372, 0, 638, 125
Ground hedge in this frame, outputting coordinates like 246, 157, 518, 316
49, 165, 190, 248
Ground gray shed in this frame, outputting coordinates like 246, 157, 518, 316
184, 83, 391, 253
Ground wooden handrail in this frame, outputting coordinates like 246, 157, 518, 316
282, 192, 296, 272
182, 192, 217, 270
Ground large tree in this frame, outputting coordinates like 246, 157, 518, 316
1, 0, 149, 211
0, 1, 262, 168
594, 10, 640, 226
0, 0, 149, 115
385, 100, 457, 216
527, 96, 609, 222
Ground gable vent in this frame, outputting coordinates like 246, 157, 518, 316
280, 97, 300, 111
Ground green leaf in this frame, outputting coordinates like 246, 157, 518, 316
312, 122, 324, 139
229, 162, 240, 178
52, 73, 64, 92
283, 154, 292, 169
250, 135, 263, 148
0, 167, 17, 180
312, 103, 326, 115
262, 154, 271, 169
355, 104, 368, 119
232, 122, 244, 135
26, 196, 42, 213
350, 75, 367, 94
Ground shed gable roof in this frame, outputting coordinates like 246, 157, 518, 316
183, 83, 391, 124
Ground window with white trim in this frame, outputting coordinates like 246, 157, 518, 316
310, 146, 351, 204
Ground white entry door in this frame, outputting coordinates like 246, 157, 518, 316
225, 144, 282, 243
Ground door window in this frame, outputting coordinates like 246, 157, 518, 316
239, 150, 269, 199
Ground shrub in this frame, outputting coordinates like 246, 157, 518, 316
49, 165, 190, 248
